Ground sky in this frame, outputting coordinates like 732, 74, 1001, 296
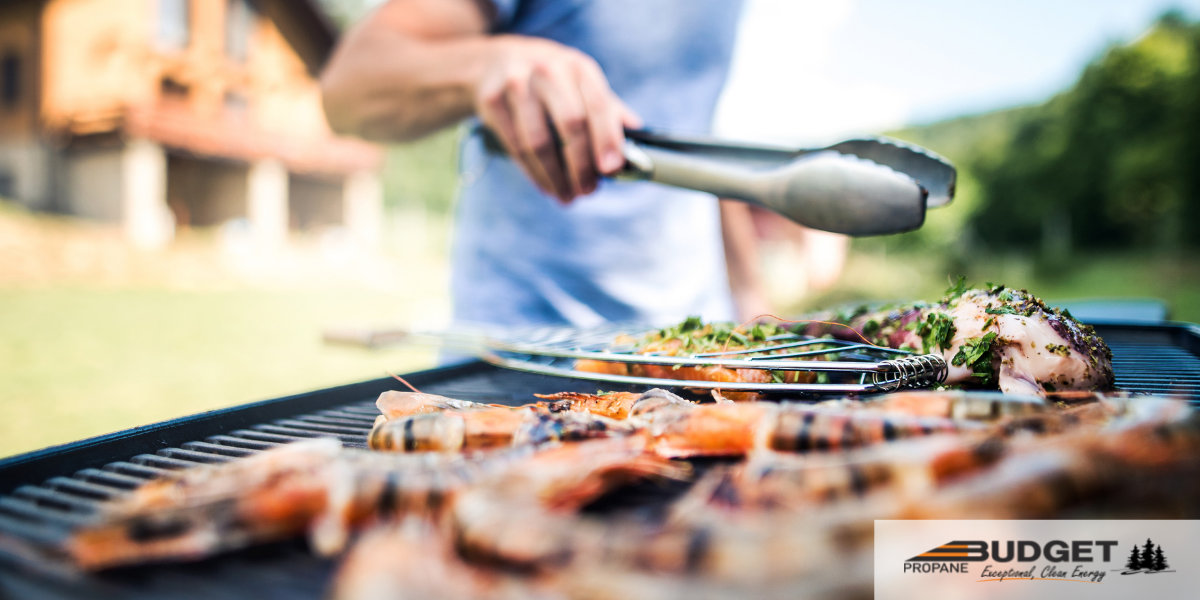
712, 0, 1200, 146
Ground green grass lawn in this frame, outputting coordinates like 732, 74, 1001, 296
0, 288, 438, 458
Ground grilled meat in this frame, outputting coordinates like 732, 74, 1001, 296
807, 282, 1114, 395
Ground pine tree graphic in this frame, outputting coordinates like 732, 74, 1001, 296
1153, 545, 1169, 572
1126, 545, 1142, 571
1141, 539, 1157, 570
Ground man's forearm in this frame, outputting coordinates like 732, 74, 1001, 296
320, 0, 636, 200
320, 2, 491, 141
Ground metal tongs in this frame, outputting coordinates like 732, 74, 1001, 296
479, 126, 956, 236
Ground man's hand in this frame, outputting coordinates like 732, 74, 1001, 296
474, 36, 642, 202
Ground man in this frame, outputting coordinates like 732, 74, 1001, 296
321, 0, 767, 327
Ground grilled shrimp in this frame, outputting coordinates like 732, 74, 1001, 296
532, 389, 697, 420
378, 389, 695, 423
368, 389, 700, 453
369, 407, 531, 452
69, 438, 343, 569
552, 503, 879, 585
569, 411, 1196, 586
67, 439, 528, 569
900, 399, 1200, 519
670, 399, 1144, 517
673, 435, 1003, 517
330, 518, 549, 600
376, 391, 495, 420
368, 407, 636, 453
644, 402, 978, 458
559, 564, 871, 600
450, 437, 690, 570
532, 391, 645, 420
852, 390, 1049, 420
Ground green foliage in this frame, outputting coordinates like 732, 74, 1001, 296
890, 12, 1200, 254
314, 0, 381, 29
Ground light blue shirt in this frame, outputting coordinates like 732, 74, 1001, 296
452, 0, 744, 328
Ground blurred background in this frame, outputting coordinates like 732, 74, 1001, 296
2, 0, 1199, 456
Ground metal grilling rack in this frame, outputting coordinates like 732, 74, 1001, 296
417, 323, 950, 394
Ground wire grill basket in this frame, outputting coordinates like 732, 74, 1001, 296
399, 323, 950, 395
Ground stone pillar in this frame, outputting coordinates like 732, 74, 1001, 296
343, 170, 383, 250
247, 159, 288, 250
122, 139, 174, 249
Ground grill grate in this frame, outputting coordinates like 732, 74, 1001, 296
0, 404, 381, 557
0, 322, 1198, 599
1109, 344, 1200, 397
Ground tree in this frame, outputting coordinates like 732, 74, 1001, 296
1126, 545, 1142, 571
1141, 539, 1157, 570
894, 12, 1200, 254
1153, 546, 1169, 571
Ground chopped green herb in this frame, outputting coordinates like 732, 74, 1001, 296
1045, 343, 1070, 357
679, 316, 703, 333
747, 322, 781, 342
985, 305, 1020, 316
916, 312, 956, 354
862, 319, 880, 337
943, 276, 969, 302
951, 332, 999, 386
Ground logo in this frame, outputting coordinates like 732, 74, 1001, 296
877, 520, 1197, 600
908, 541, 989, 562
1121, 538, 1175, 575
903, 539, 1122, 581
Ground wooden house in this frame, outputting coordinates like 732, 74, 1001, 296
0, 0, 383, 248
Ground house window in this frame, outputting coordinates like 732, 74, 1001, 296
157, 0, 190, 51
223, 91, 248, 122
0, 169, 14, 199
160, 77, 190, 102
1, 53, 18, 108
225, 0, 254, 62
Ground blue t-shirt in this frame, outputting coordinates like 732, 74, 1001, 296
453, 0, 744, 328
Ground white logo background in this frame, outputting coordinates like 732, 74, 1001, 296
876, 520, 1200, 600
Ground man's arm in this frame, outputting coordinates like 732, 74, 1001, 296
320, 0, 639, 202
719, 200, 772, 321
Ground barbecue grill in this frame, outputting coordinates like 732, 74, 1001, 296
1, 320, 1198, 599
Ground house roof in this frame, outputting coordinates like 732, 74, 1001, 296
0, 0, 340, 76
251, 0, 340, 76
